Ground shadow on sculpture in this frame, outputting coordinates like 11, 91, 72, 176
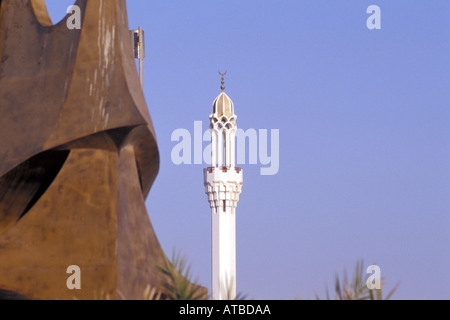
0, 0, 169, 299
0, 289, 30, 300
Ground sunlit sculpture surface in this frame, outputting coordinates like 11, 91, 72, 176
0, 0, 166, 300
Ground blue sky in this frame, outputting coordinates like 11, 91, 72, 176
47, 1, 450, 299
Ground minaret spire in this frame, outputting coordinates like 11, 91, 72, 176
204, 73, 243, 300
219, 70, 227, 91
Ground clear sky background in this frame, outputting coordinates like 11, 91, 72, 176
46, 1, 450, 300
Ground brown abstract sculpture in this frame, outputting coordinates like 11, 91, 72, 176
0, 0, 166, 299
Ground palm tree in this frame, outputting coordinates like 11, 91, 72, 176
316, 260, 399, 300
156, 249, 208, 300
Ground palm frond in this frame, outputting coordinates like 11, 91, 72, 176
157, 249, 208, 300
318, 259, 398, 300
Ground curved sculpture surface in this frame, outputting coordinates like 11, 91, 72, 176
0, 0, 165, 299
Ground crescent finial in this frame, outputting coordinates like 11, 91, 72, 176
218, 70, 227, 91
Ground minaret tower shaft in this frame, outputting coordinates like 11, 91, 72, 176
204, 73, 243, 300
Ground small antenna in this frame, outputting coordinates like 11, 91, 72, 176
130, 27, 145, 88
219, 70, 227, 91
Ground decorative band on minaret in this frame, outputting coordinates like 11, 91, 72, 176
204, 72, 243, 300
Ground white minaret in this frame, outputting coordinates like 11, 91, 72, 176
204, 72, 243, 300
